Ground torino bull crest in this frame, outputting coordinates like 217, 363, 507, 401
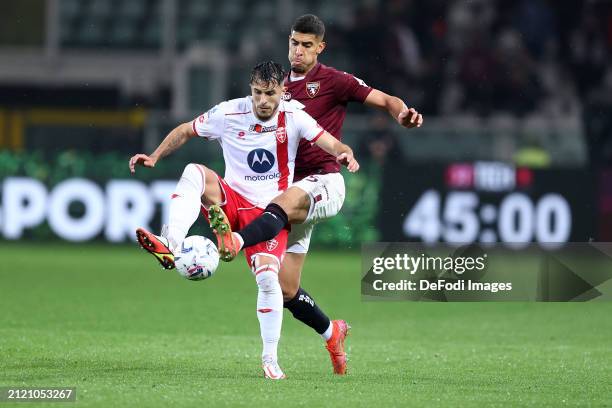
306, 81, 320, 97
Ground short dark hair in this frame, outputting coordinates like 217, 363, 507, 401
250, 61, 286, 87
291, 14, 325, 39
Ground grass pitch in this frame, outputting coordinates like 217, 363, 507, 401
0, 243, 610, 407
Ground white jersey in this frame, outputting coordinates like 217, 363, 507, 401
191, 96, 324, 208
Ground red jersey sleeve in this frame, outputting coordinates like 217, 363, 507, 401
334, 71, 373, 103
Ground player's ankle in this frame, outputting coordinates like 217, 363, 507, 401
322, 321, 334, 341
262, 354, 277, 363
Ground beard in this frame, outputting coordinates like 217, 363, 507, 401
255, 105, 276, 120
256, 111, 270, 120
291, 64, 306, 74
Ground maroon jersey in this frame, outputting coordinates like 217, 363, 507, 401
284, 63, 372, 180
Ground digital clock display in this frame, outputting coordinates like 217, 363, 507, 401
380, 161, 595, 244
403, 190, 571, 245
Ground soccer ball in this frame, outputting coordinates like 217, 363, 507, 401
175, 235, 219, 281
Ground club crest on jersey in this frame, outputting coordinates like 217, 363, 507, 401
266, 239, 278, 251
275, 126, 287, 143
306, 81, 320, 98
281, 91, 292, 101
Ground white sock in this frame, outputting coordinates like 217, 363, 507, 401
321, 321, 334, 341
255, 265, 283, 362
166, 163, 205, 252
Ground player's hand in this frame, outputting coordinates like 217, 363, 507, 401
398, 107, 423, 129
337, 152, 360, 173
129, 153, 157, 173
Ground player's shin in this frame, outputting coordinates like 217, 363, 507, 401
166, 163, 205, 252
254, 262, 283, 363
284, 287, 332, 339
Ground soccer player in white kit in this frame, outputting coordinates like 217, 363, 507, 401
209, 15, 423, 376
129, 61, 359, 379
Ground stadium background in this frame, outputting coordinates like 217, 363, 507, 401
1, 1, 611, 406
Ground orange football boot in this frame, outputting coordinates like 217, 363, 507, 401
325, 320, 350, 375
135, 227, 175, 269
207, 205, 241, 262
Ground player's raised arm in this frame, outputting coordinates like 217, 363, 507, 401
313, 132, 360, 173
364, 89, 424, 129
129, 122, 195, 173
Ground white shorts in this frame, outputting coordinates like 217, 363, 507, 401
286, 172, 346, 254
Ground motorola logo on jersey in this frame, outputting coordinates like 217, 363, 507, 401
247, 149, 275, 173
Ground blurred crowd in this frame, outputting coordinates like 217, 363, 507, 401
298, 0, 612, 168
3, 0, 612, 166
322, 0, 612, 119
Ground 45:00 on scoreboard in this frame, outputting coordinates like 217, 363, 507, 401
380, 162, 595, 244
403, 190, 571, 244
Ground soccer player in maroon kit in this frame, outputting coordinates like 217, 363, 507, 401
211, 14, 423, 375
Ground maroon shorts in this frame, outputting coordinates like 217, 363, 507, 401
200, 174, 288, 269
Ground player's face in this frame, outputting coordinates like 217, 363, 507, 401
288, 31, 325, 75
250, 80, 285, 120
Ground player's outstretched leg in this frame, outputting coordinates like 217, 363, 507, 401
164, 163, 208, 252
208, 204, 242, 262
136, 227, 175, 269
325, 319, 350, 375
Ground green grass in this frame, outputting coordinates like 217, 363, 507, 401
0, 243, 610, 407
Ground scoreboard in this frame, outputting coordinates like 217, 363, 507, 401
380, 161, 595, 245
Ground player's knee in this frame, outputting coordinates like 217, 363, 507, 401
180, 163, 206, 187
184, 163, 215, 182
183, 163, 203, 176
281, 281, 300, 302
270, 196, 292, 216
175, 163, 207, 198
253, 257, 280, 293
272, 188, 310, 223
256, 270, 280, 293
